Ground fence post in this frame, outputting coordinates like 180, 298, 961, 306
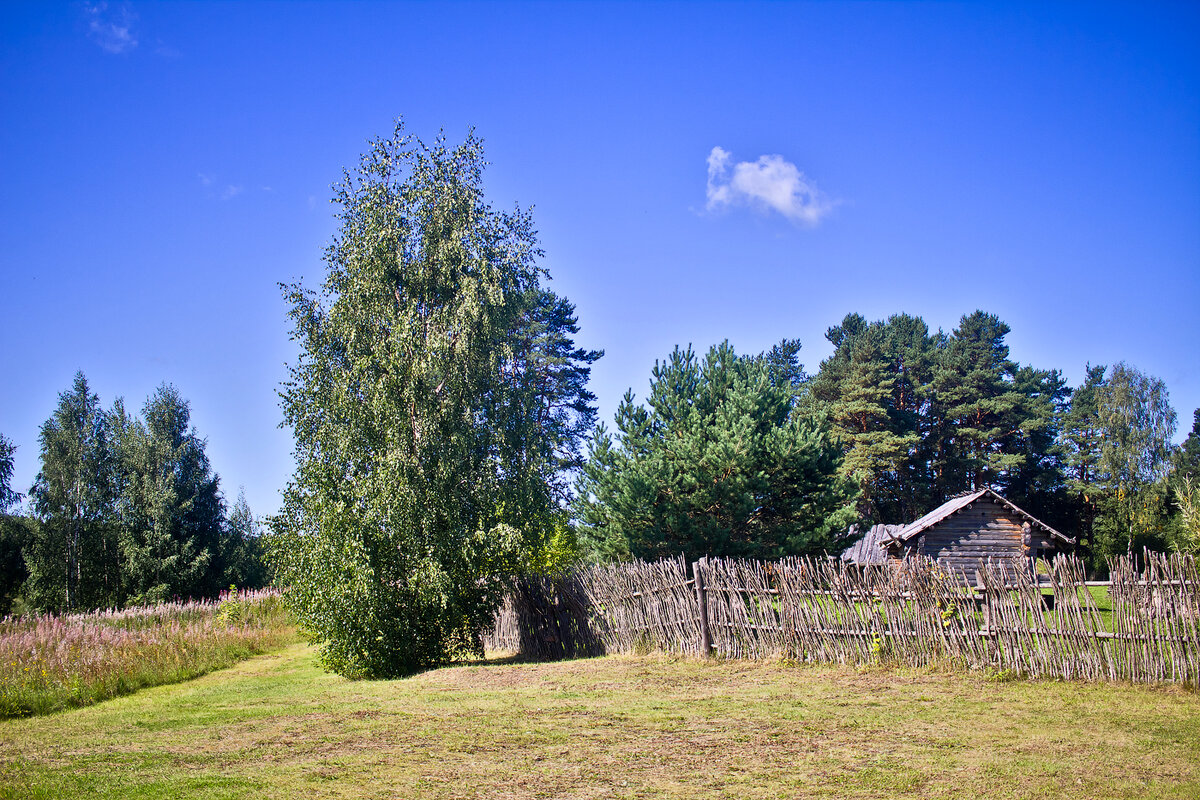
694, 558, 712, 658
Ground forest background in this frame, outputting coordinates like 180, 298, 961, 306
0, 4, 1198, 674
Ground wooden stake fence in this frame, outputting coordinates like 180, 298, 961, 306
483, 550, 1200, 685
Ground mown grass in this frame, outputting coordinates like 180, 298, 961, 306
0, 589, 295, 718
1, 643, 1197, 799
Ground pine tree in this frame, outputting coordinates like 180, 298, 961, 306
875, 314, 939, 522
1059, 364, 1107, 555
1002, 365, 1071, 527
575, 341, 856, 561
809, 317, 917, 522
928, 311, 1026, 495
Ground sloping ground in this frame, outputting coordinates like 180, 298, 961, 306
1, 643, 1197, 799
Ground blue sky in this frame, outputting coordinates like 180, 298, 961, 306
2, 1, 1198, 518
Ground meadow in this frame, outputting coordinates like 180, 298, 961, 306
2, 642, 1198, 799
0, 588, 294, 718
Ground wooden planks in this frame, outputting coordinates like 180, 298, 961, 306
485, 550, 1200, 685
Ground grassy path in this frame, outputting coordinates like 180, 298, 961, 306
2, 643, 1198, 799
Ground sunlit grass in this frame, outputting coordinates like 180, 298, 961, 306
0, 589, 295, 718
1, 644, 1197, 799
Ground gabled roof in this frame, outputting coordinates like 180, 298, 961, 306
881, 488, 1073, 546
840, 523, 906, 564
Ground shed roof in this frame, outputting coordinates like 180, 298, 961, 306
882, 488, 1073, 546
840, 523, 906, 564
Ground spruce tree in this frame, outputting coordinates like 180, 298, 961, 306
118, 385, 224, 604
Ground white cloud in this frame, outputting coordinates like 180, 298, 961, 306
705, 146, 833, 226
198, 173, 243, 200
84, 2, 137, 54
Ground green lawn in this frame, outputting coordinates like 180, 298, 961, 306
2, 643, 1198, 799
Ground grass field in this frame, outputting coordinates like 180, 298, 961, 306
2, 644, 1198, 799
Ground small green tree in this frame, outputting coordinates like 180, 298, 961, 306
27, 374, 121, 611
1093, 362, 1177, 559
117, 385, 223, 604
574, 341, 856, 561
0, 434, 19, 513
273, 122, 590, 677
0, 433, 30, 614
219, 489, 269, 589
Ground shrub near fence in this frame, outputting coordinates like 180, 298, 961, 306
485, 552, 1200, 685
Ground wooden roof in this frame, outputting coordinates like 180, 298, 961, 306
839, 524, 906, 565
881, 488, 1073, 546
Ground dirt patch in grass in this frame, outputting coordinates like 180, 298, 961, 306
2, 644, 1198, 799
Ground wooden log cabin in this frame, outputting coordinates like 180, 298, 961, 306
876, 488, 1073, 575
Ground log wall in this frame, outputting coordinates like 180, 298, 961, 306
903, 498, 1063, 575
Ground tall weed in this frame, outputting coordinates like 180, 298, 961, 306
0, 589, 293, 718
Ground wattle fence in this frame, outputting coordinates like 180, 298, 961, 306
485, 551, 1200, 685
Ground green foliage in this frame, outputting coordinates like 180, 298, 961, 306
1059, 363, 1107, 547
117, 386, 224, 605
0, 433, 19, 512
23, 374, 259, 612
1177, 409, 1200, 476
27, 373, 121, 612
928, 311, 1029, 494
0, 515, 33, 617
219, 490, 270, 589
574, 340, 857, 561
1173, 474, 1200, 554
809, 315, 922, 522
0, 434, 30, 615
807, 310, 1069, 529
273, 122, 594, 677
1094, 362, 1177, 558
1058, 363, 1179, 568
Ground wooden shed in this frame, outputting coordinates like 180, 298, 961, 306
839, 523, 905, 566
879, 488, 1073, 575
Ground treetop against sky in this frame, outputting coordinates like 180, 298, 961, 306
1, 1, 1197, 517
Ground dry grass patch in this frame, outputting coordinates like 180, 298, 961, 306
1, 645, 1198, 799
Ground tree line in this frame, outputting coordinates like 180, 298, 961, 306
270, 122, 1200, 677
6, 122, 1196, 680
0, 374, 268, 615
570, 317, 1200, 571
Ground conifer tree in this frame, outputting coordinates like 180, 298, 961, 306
1002, 365, 1071, 525
875, 314, 939, 521
220, 489, 269, 589
118, 385, 224, 604
575, 341, 856, 561
809, 316, 917, 522
928, 311, 1026, 495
